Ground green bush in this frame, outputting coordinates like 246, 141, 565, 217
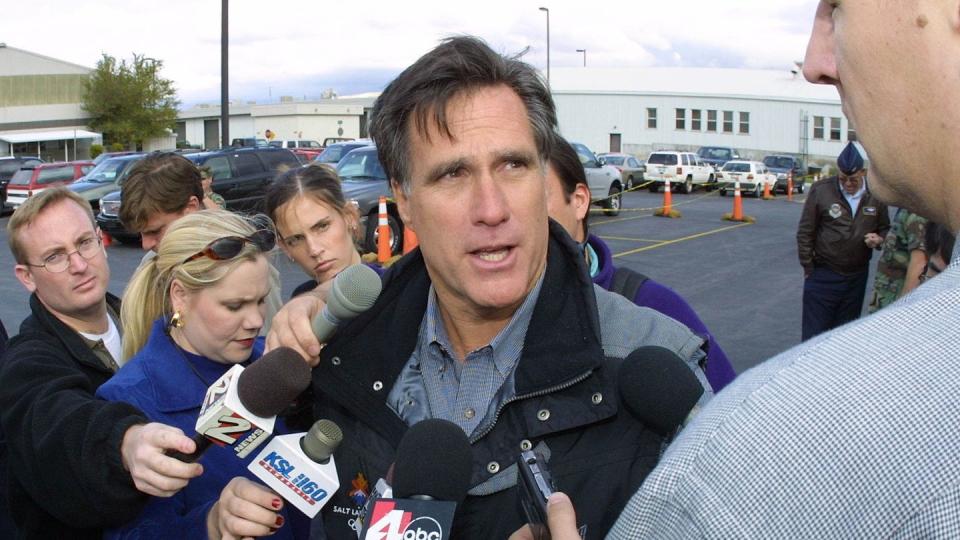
110, 142, 126, 152
90, 144, 104, 159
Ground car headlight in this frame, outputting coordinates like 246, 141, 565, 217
777, 173, 787, 180
100, 199, 121, 217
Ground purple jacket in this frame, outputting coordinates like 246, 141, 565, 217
589, 235, 736, 391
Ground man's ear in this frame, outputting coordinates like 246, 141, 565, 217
184, 196, 202, 214
391, 179, 414, 233
14, 264, 38, 294
573, 183, 592, 222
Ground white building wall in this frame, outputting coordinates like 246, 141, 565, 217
554, 92, 847, 167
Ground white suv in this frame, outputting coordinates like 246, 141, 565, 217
644, 151, 715, 194
571, 142, 624, 216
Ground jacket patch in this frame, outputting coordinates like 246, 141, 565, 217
348, 471, 369, 507
829, 203, 843, 219
863, 206, 877, 215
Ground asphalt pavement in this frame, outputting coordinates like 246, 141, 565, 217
0, 186, 883, 375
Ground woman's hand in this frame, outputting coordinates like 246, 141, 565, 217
207, 477, 285, 540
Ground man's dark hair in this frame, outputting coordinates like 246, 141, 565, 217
368, 35, 557, 192
119, 152, 204, 232
925, 221, 956, 263
549, 135, 590, 239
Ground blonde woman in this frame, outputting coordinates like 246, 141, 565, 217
96, 210, 307, 539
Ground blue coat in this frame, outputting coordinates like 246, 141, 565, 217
96, 319, 308, 539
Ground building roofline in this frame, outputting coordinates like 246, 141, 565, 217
0, 44, 93, 72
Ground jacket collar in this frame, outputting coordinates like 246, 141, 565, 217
22, 291, 122, 374
316, 220, 605, 442
588, 234, 616, 290
137, 319, 214, 413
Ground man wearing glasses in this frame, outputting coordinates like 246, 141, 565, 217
0, 188, 202, 538
796, 141, 889, 340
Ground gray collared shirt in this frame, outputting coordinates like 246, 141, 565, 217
387, 271, 545, 439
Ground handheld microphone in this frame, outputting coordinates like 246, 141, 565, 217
617, 346, 705, 437
312, 264, 382, 342
248, 419, 343, 518
358, 419, 473, 540
168, 346, 312, 462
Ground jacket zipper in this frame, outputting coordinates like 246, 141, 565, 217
469, 369, 594, 443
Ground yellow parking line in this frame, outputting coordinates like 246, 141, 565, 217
591, 213, 656, 226
598, 235, 663, 243
613, 222, 753, 258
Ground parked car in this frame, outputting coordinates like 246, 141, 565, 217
322, 137, 354, 148
6, 161, 95, 208
334, 145, 405, 255
597, 152, 645, 190
644, 151, 715, 194
69, 153, 146, 210
96, 147, 301, 243
230, 137, 269, 148
571, 143, 624, 216
1, 156, 46, 208
696, 146, 741, 169
717, 160, 777, 198
92, 151, 141, 165
762, 154, 806, 194
269, 139, 324, 162
314, 140, 373, 166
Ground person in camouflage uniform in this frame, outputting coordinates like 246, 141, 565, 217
869, 208, 928, 312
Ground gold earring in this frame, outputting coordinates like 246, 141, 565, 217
170, 311, 185, 329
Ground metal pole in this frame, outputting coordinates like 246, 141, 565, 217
220, 0, 229, 148
577, 48, 586, 67
539, 7, 550, 84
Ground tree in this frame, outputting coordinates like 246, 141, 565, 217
82, 53, 180, 149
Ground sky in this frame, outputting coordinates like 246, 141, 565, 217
3, 0, 821, 106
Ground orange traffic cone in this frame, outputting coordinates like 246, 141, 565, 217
763, 179, 772, 199
732, 180, 744, 221
787, 170, 794, 202
662, 179, 672, 213
402, 226, 418, 254
101, 230, 112, 247
376, 196, 391, 263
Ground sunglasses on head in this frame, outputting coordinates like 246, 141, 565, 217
182, 228, 276, 265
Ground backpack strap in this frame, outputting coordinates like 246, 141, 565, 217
611, 267, 649, 301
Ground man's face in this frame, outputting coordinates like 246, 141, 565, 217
839, 171, 865, 195
803, 0, 949, 220
14, 199, 110, 323
140, 199, 200, 252
393, 85, 549, 320
545, 163, 591, 243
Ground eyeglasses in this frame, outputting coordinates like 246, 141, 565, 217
27, 235, 103, 273
182, 229, 276, 265
839, 174, 865, 185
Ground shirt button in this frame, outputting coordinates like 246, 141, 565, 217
520, 439, 532, 451
330, 356, 341, 366
487, 461, 500, 474
464, 408, 476, 420
537, 409, 551, 421
591, 392, 603, 405
372, 381, 383, 391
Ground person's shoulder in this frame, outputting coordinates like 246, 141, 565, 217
594, 284, 703, 361
97, 353, 152, 401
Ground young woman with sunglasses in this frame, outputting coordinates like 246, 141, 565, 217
265, 164, 381, 298
96, 210, 307, 539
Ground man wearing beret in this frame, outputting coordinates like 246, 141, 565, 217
796, 141, 890, 340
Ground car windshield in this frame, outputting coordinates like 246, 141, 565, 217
647, 153, 678, 166
699, 148, 733, 160
603, 156, 625, 165
81, 159, 127, 183
763, 156, 795, 169
722, 162, 751, 173
337, 149, 387, 181
0, 161, 25, 176
317, 145, 349, 163
9, 169, 34, 185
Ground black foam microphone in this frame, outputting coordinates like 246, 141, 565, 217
169, 346, 312, 462
617, 346, 705, 437
358, 419, 473, 539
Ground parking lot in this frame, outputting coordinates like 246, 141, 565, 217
0, 185, 881, 375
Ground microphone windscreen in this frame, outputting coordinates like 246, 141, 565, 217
617, 346, 704, 436
301, 419, 343, 463
327, 264, 383, 320
393, 419, 472, 503
237, 346, 311, 418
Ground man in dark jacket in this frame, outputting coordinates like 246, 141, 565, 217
308, 36, 711, 540
0, 188, 202, 539
797, 141, 890, 340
